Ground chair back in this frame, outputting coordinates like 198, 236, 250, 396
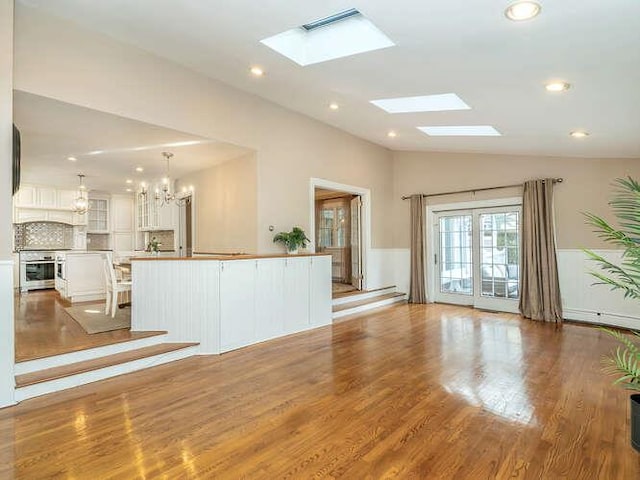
102, 253, 116, 291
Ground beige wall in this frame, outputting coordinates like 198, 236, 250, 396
392, 151, 640, 249
13, 6, 394, 253
177, 153, 258, 254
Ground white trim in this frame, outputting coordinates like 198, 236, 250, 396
309, 178, 372, 290
426, 197, 522, 305
331, 286, 396, 306
564, 308, 640, 330
15, 333, 168, 375
333, 294, 406, 319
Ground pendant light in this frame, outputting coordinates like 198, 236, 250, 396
72, 174, 89, 214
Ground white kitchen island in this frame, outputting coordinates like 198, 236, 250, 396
131, 254, 332, 354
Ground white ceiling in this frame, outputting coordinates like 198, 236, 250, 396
14, 91, 252, 193
18, 0, 640, 158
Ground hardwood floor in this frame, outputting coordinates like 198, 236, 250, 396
2, 303, 638, 478
14, 290, 163, 362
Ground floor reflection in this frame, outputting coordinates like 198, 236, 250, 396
439, 312, 536, 426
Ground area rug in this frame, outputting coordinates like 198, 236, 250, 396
65, 303, 131, 334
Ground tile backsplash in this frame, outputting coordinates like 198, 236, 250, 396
14, 222, 74, 250
146, 230, 174, 251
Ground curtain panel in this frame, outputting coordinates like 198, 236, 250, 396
519, 179, 563, 322
409, 194, 427, 304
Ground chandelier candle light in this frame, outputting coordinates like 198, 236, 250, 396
72, 174, 89, 214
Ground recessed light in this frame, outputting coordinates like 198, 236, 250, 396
570, 131, 589, 138
418, 126, 502, 137
135, 167, 144, 173
371, 93, 471, 114
545, 82, 570, 92
329, 102, 340, 111
250, 66, 264, 77
126, 188, 132, 192
387, 130, 397, 138
67, 156, 77, 162
125, 179, 133, 184
505, 1, 542, 21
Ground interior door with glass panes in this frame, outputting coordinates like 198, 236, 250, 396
434, 206, 522, 313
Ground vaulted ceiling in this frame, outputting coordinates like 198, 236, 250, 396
17, 0, 640, 158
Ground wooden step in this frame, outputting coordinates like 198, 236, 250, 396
333, 292, 406, 312
16, 343, 199, 387
333, 285, 396, 299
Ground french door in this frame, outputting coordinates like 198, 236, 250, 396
433, 206, 521, 313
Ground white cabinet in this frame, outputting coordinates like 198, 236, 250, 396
310, 256, 332, 327
255, 258, 285, 342
220, 260, 256, 352
136, 192, 176, 231
88, 197, 109, 233
62, 253, 106, 303
283, 257, 311, 333
15, 185, 37, 208
57, 190, 76, 210
13, 185, 88, 225
112, 195, 134, 232
112, 232, 133, 252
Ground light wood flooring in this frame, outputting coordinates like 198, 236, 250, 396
2, 302, 639, 478
14, 290, 162, 362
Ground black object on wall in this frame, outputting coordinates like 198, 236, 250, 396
12, 124, 20, 196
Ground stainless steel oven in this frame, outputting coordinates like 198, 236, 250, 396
19, 251, 56, 292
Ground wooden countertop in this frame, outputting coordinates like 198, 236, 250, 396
131, 253, 330, 261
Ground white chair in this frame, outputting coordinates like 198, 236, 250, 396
102, 253, 132, 318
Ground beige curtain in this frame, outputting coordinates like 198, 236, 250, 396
409, 194, 427, 303
519, 179, 563, 322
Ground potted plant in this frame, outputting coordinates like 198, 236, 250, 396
584, 177, 640, 451
146, 236, 161, 256
273, 226, 310, 254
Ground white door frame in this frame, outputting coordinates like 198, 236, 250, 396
426, 197, 522, 304
309, 178, 371, 291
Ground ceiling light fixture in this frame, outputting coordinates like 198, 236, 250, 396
505, 1, 542, 21
570, 131, 589, 138
155, 152, 190, 207
545, 82, 570, 92
387, 130, 397, 138
125, 179, 133, 184
126, 188, 132, 192
329, 102, 340, 111
67, 156, 77, 162
72, 174, 89, 215
250, 66, 264, 77
135, 167, 144, 172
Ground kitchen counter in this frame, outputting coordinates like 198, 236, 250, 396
132, 253, 329, 261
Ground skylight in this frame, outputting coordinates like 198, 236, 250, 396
417, 126, 502, 136
260, 9, 394, 66
370, 94, 471, 113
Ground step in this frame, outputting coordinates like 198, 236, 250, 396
332, 292, 407, 319
15, 342, 199, 401
332, 286, 397, 306
15, 331, 169, 375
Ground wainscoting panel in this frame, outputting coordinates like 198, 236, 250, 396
132, 260, 220, 353
557, 249, 640, 329
0, 260, 15, 407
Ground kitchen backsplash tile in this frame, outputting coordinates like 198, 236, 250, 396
147, 230, 174, 251
14, 222, 74, 250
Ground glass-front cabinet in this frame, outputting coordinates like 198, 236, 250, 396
87, 197, 109, 233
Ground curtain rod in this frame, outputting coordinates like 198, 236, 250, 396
401, 178, 563, 200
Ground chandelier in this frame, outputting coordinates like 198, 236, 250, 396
155, 151, 189, 207
72, 174, 89, 214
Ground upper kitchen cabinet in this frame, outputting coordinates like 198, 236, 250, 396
111, 195, 134, 232
136, 191, 176, 231
13, 184, 88, 226
87, 197, 109, 233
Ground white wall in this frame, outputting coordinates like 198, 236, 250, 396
0, 0, 15, 408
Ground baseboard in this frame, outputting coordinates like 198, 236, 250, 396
563, 308, 640, 330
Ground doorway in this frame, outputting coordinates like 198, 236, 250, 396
430, 202, 522, 313
177, 193, 193, 257
314, 188, 363, 296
